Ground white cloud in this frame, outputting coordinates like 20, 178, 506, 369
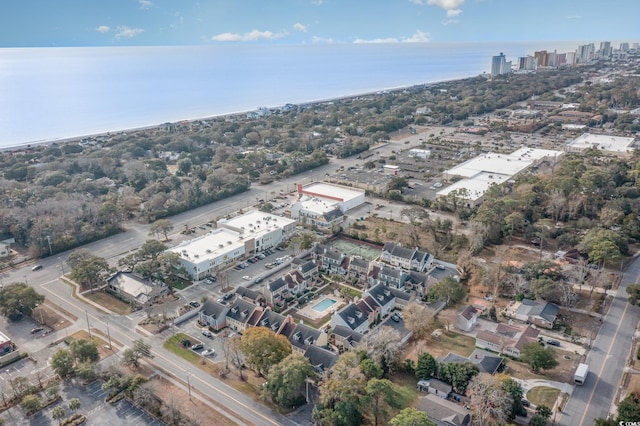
442, 19, 459, 25
447, 9, 462, 16
353, 30, 430, 44
115, 26, 144, 40
311, 0, 324, 5
354, 37, 399, 44
139, 0, 153, 9
311, 36, 334, 44
402, 30, 430, 43
411, 0, 465, 14
96, 25, 111, 34
567, 15, 582, 19
211, 29, 288, 42
293, 23, 307, 32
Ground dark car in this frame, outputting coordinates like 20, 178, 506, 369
30, 327, 44, 334
223, 293, 235, 301
391, 313, 401, 323
189, 301, 200, 308
546, 340, 560, 347
191, 343, 204, 350
521, 399, 531, 407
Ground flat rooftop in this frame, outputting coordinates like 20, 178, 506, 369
300, 182, 364, 202
296, 196, 341, 214
437, 171, 511, 201
169, 228, 244, 262
568, 133, 636, 153
445, 147, 563, 178
220, 210, 295, 236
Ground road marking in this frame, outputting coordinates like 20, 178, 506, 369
579, 300, 631, 425
38, 278, 282, 426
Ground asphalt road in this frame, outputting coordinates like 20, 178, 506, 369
559, 255, 640, 425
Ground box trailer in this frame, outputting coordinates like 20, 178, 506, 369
574, 363, 589, 385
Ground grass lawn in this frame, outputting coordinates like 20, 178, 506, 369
164, 333, 204, 364
526, 386, 560, 408
84, 291, 132, 315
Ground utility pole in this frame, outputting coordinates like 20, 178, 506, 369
106, 321, 112, 349
45, 235, 52, 256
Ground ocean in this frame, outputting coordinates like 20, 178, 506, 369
0, 41, 579, 149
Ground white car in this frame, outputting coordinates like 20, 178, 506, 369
242, 275, 251, 281
201, 349, 215, 357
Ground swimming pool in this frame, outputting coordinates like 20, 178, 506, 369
312, 298, 337, 313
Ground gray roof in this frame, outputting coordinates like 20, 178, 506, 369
350, 257, 370, 270
337, 303, 369, 331
458, 305, 477, 321
322, 208, 344, 223
268, 277, 287, 292
332, 325, 364, 344
201, 298, 229, 320
380, 265, 404, 280
366, 283, 396, 307
388, 286, 411, 301
417, 393, 471, 426
298, 260, 317, 274
256, 309, 286, 333
519, 299, 559, 323
468, 349, 503, 375
383, 242, 414, 260
226, 299, 257, 323
305, 346, 338, 372
235, 286, 262, 302
425, 378, 452, 394
289, 323, 322, 351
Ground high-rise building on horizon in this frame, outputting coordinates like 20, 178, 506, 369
491, 52, 511, 76
599, 41, 612, 58
534, 50, 549, 67
577, 43, 595, 63
620, 42, 630, 52
565, 51, 576, 65
518, 55, 536, 71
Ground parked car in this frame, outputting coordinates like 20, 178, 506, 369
391, 313, 401, 322
202, 349, 215, 357
189, 301, 200, 308
30, 327, 44, 334
242, 275, 251, 281
191, 343, 204, 350
202, 330, 213, 338
223, 293, 235, 301
546, 340, 560, 347
521, 399, 531, 407
31, 264, 43, 271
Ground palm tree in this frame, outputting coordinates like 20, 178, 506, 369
68, 398, 81, 414
52, 406, 66, 425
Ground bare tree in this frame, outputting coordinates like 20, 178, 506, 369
588, 267, 610, 298
359, 326, 404, 373
228, 335, 245, 381
467, 374, 513, 426
402, 302, 436, 340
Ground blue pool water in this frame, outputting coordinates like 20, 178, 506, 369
312, 298, 337, 313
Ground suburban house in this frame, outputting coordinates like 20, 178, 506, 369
106, 271, 169, 306
235, 287, 266, 307
305, 346, 338, 377
355, 296, 380, 325
348, 257, 371, 281
226, 299, 259, 333
313, 244, 347, 274
417, 393, 471, 426
292, 259, 319, 280
388, 286, 412, 309
475, 324, 540, 358
199, 298, 229, 331
404, 271, 431, 297
279, 321, 328, 354
376, 265, 407, 289
455, 305, 479, 332
417, 378, 452, 399
248, 309, 287, 333
380, 243, 433, 272
364, 284, 397, 317
505, 299, 559, 329
440, 349, 503, 375
330, 302, 370, 334
283, 270, 307, 295
265, 277, 288, 306
331, 325, 364, 353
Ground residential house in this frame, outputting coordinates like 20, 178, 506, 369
440, 349, 503, 375
348, 257, 370, 282
380, 243, 433, 272
506, 299, 559, 329
355, 296, 380, 325
226, 299, 259, 334
475, 324, 540, 358
417, 379, 452, 399
106, 271, 169, 306
365, 283, 397, 317
331, 325, 364, 353
199, 298, 229, 331
305, 346, 338, 377
377, 265, 407, 289
417, 393, 471, 426
330, 302, 370, 334
293, 259, 318, 281
404, 270, 431, 297
283, 270, 307, 295
387, 286, 412, 309
235, 287, 266, 307
249, 309, 287, 334
455, 305, 479, 332
313, 244, 347, 274
265, 277, 288, 306
283, 322, 328, 354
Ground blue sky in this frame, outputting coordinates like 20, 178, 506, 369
1, 0, 639, 47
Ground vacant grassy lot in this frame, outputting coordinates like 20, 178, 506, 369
85, 291, 133, 315
527, 386, 560, 408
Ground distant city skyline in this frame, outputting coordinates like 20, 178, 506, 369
1, 0, 639, 47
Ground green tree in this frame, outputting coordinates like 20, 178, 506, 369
122, 339, 154, 368
360, 358, 383, 380
520, 343, 559, 373
20, 394, 41, 413
415, 353, 438, 380
68, 253, 110, 291
149, 218, 174, 241
240, 327, 292, 377
70, 339, 99, 363
264, 353, 316, 407
51, 349, 75, 377
618, 392, 640, 422
437, 362, 478, 394
577, 228, 626, 265
365, 378, 402, 426
502, 378, 527, 420
390, 407, 435, 426
428, 276, 465, 307
0, 282, 45, 321
68, 398, 81, 413
52, 406, 66, 425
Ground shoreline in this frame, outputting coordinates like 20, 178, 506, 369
0, 74, 480, 153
